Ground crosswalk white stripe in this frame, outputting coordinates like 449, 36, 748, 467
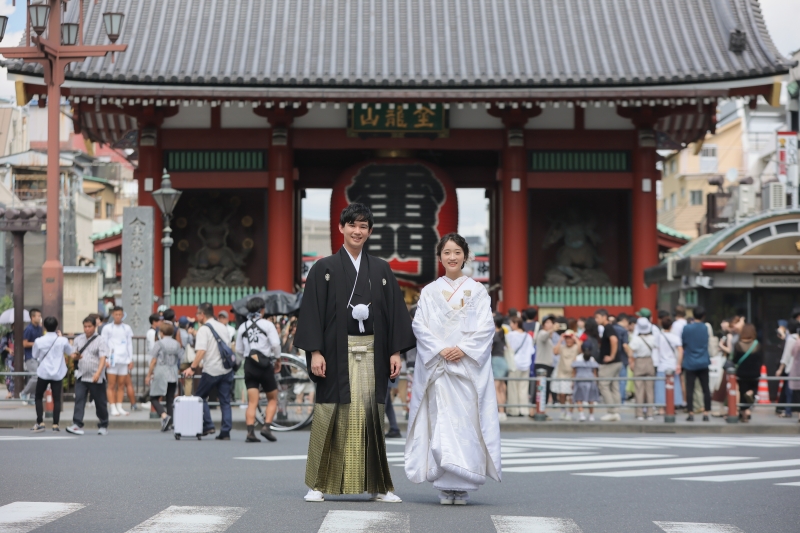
124, 506, 247, 533
775, 481, 800, 486
507, 456, 748, 474
556, 438, 665, 449
234, 455, 307, 461
579, 458, 800, 478
497, 442, 597, 451
676, 469, 800, 482
502, 453, 669, 466
0, 502, 85, 533
661, 438, 786, 448
0, 437, 76, 441
386, 451, 598, 464
654, 521, 745, 532
317, 511, 409, 533
491, 515, 582, 533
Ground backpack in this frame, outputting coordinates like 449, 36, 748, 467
204, 323, 239, 372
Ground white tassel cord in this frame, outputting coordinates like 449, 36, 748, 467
351, 303, 370, 333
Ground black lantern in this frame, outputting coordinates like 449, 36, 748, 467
28, 3, 51, 36
61, 23, 79, 46
152, 170, 182, 219
102, 12, 124, 43
0, 15, 8, 42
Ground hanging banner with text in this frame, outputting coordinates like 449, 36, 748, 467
348, 104, 448, 137
777, 131, 798, 185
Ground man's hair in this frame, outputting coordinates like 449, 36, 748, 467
112, 306, 123, 313
674, 305, 686, 318
594, 308, 609, 318
149, 313, 161, 325
82, 316, 95, 326
791, 307, 800, 320
340, 203, 374, 229
246, 297, 266, 314
160, 322, 175, 337
616, 313, 629, 323
162, 309, 176, 322
523, 307, 538, 321
508, 307, 518, 317
30, 308, 41, 317
43, 316, 58, 332
658, 310, 670, 319
542, 315, 555, 326
662, 317, 674, 331
197, 302, 215, 320
693, 306, 706, 320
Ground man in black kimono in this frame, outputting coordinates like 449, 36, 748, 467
295, 203, 416, 503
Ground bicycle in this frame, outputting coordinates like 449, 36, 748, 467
254, 353, 315, 431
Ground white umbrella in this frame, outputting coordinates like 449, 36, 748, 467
0, 308, 30, 325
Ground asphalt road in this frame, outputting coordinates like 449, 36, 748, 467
1, 429, 799, 532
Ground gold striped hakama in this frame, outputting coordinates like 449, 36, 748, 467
305, 335, 394, 495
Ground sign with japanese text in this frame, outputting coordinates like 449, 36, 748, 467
777, 131, 798, 184
122, 207, 154, 336
348, 104, 448, 137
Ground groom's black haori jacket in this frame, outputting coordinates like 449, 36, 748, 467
294, 247, 416, 404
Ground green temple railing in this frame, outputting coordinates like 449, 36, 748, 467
528, 286, 632, 307
171, 286, 266, 307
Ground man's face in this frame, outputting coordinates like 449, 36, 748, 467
594, 313, 607, 326
339, 219, 372, 252
112, 310, 123, 324
83, 322, 96, 337
30, 312, 41, 326
218, 315, 229, 325
618, 318, 629, 330
153, 319, 162, 329
543, 319, 554, 332
195, 310, 205, 324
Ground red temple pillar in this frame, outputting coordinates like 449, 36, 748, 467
500, 132, 529, 312
267, 117, 296, 292
631, 132, 659, 315
491, 107, 540, 313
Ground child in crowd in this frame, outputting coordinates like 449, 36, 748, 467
572, 341, 601, 422
552, 330, 580, 420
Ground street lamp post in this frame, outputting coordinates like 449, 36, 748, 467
0, 1, 126, 323
151, 170, 182, 309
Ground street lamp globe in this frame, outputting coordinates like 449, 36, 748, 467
102, 12, 125, 43
61, 23, 79, 46
28, 3, 51, 36
152, 170, 182, 218
0, 16, 8, 42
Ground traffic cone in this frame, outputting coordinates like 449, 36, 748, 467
757, 365, 770, 404
44, 386, 54, 419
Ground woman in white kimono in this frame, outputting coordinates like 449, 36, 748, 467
405, 233, 501, 505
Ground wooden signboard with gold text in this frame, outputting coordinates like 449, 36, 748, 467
348, 104, 448, 137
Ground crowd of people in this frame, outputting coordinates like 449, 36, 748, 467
488, 304, 800, 424
0, 300, 304, 439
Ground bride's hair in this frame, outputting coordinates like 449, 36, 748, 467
436, 232, 470, 269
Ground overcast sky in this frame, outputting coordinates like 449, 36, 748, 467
0, 0, 797, 239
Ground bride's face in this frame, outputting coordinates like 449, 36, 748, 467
439, 240, 464, 278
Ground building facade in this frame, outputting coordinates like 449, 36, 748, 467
4, 0, 793, 314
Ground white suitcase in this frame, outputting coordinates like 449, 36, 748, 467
173, 396, 204, 440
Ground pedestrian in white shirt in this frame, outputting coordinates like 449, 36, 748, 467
101, 306, 138, 416
30, 317, 73, 433
654, 316, 685, 414
146, 312, 162, 354
182, 303, 235, 440
235, 297, 281, 443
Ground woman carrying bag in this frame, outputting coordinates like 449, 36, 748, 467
146, 322, 182, 432
730, 324, 763, 423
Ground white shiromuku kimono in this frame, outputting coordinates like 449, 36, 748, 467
405, 275, 501, 492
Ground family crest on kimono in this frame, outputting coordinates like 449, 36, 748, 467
295, 203, 416, 503
405, 233, 502, 505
